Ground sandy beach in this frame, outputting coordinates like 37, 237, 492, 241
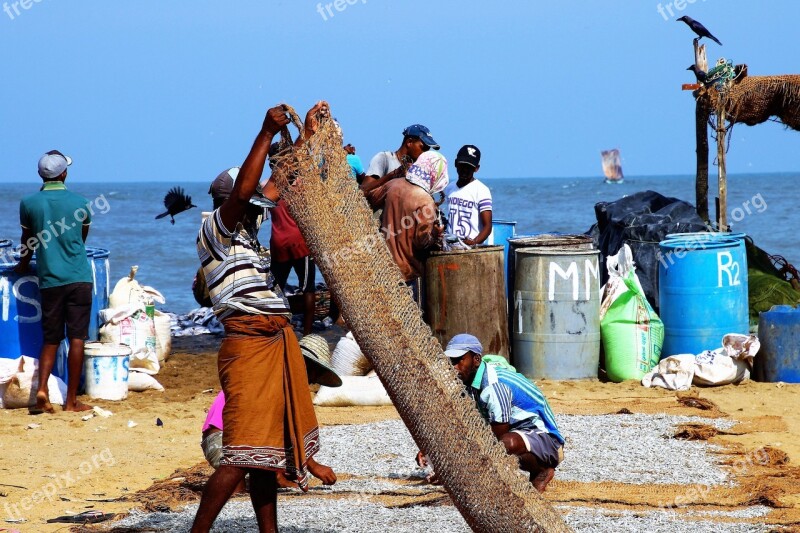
0, 334, 798, 532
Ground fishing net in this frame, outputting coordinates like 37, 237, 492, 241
269, 106, 569, 533
707, 74, 800, 130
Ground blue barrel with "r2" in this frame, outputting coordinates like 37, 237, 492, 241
658, 237, 749, 357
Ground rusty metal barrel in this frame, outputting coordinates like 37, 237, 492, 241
513, 247, 601, 379
426, 245, 509, 358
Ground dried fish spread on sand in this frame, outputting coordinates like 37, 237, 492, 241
109, 416, 767, 532
110, 501, 770, 532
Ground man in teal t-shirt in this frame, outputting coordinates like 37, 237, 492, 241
15, 150, 94, 414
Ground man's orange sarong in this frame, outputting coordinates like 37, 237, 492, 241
218, 314, 319, 489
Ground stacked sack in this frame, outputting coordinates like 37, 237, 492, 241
98, 266, 170, 393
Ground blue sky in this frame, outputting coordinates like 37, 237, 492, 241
1, 0, 798, 183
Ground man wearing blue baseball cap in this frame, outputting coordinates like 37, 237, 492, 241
15, 150, 95, 414
360, 124, 440, 195
418, 333, 565, 492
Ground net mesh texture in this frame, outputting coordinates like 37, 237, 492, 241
706, 74, 800, 130
269, 107, 570, 533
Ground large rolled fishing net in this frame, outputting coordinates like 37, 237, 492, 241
269, 107, 570, 533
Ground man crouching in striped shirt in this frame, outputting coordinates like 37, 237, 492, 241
192, 102, 333, 533
417, 334, 565, 493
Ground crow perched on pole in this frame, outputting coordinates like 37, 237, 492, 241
677, 16, 723, 46
155, 187, 197, 224
687, 64, 708, 83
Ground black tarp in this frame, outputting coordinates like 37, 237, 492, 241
588, 191, 709, 312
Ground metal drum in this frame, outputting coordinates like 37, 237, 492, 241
508, 234, 594, 301
426, 246, 509, 358
658, 237, 749, 357
513, 247, 601, 379
508, 234, 594, 362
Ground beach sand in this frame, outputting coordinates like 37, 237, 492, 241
1, 334, 799, 531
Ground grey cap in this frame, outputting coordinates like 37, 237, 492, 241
38, 150, 72, 179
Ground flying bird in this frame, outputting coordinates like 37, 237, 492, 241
677, 16, 723, 46
155, 187, 196, 224
687, 64, 708, 83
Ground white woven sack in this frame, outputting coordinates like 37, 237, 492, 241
331, 332, 371, 376
127, 370, 164, 392
313, 374, 392, 407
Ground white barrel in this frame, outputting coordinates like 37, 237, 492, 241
84, 342, 132, 401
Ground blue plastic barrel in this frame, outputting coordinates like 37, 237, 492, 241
0, 256, 45, 361
489, 220, 516, 298
85, 247, 111, 340
658, 237, 749, 356
665, 232, 748, 300
755, 305, 800, 383
0, 246, 104, 382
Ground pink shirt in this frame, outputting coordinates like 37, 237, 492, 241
202, 391, 225, 432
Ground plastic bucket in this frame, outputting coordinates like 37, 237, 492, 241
513, 247, 601, 379
83, 342, 131, 401
658, 237, 749, 357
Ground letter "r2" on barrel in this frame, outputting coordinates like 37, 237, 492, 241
717, 251, 741, 287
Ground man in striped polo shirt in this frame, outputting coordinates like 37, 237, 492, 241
419, 334, 564, 492
192, 101, 331, 533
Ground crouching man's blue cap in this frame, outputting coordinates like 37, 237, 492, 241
444, 334, 483, 359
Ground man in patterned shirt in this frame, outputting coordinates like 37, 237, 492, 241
192, 101, 331, 533
418, 334, 564, 492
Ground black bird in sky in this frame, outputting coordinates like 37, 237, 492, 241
677, 16, 723, 46
687, 64, 708, 83
155, 187, 196, 224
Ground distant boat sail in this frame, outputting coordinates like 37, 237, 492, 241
601, 149, 624, 184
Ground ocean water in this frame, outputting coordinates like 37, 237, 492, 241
1, 174, 797, 314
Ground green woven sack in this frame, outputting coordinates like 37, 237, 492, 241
602, 271, 664, 382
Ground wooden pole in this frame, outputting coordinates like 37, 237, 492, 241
694, 39, 708, 72
695, 97, 710, 222
693, 38, 710, 222
717, 105, 728, 231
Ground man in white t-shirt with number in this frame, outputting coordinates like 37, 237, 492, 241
445, 145, 492, 245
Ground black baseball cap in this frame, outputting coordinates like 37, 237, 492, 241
455, 145, 481, 168
403, 124, 440, 150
